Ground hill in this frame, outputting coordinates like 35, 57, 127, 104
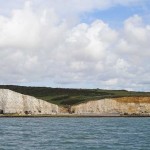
0, 85, 150, 106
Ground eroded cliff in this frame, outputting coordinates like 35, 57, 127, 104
0, 89, 150, 116
71, 97, 150, 116
0, 89, 60, 115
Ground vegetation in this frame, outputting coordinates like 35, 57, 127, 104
0, 85, 150, 106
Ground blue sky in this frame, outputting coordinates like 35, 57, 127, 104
81, 1, 150, 27
0, 0, 150, 91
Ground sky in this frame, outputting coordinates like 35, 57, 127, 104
0, 0, 150, 91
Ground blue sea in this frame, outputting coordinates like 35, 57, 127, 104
0, 117, 150, 150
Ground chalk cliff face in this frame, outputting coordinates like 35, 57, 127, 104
0, 89, 60, 115
1, 89, 150, 116
71, 97, 150, 115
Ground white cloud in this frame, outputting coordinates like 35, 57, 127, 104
0, 1, 150, 91
31, 0, 148, 16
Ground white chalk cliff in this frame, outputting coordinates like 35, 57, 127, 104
0, 89, 60, 115
71, 97, 150, 115
0, 89, 150, 116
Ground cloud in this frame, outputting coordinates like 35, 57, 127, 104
0, 1, 150, 91
31, 0, 148, 14
1, 0, 148, 20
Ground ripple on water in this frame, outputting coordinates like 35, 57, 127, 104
0, 117, 150, 150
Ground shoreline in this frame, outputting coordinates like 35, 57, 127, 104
0, 114, 150, 118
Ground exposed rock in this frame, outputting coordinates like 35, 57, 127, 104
71, 97, 150, 116
1, 89, 150, 116
0, 89, 60, 115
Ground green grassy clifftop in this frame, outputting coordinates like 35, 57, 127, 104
0, 85, 150, 106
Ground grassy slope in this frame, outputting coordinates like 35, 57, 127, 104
0, 85, 150, 106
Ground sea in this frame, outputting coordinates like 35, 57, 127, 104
0, 117, 150, 150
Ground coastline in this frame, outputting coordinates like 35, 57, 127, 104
0, 114, 150, 118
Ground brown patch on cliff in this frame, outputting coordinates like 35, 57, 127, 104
115, 97, 150, 103
59, 106, 69, 113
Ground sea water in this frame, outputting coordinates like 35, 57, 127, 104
0, 117, 150, 150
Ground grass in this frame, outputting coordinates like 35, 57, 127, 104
0, 85, 150, 106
